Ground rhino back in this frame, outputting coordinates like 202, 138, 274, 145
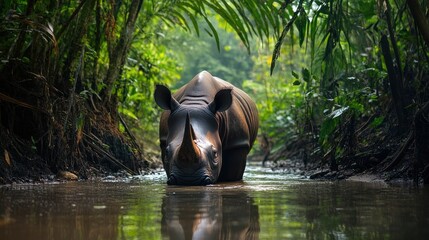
215, 78, 258, 152
159, 72, 258, 153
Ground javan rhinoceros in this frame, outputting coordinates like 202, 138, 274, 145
155, 71, 258, 185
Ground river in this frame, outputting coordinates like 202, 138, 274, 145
1, 164, 429, 239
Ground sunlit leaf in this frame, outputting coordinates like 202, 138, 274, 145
329, 106, 349, 119
120, 108, 138, 120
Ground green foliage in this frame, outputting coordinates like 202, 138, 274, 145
244, 39, 310, 150
232, 0, 427, 166
2, 0, 428, 172
117, 33, 181, 149
163, 16, 254, 88
112, 0, 282, 150
142, 0, 281, 53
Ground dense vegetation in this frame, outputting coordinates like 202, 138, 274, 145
0, 0, 428, 184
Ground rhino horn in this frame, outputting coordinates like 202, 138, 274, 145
178, 113, 200, 163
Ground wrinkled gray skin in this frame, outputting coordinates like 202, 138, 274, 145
155, 71, 258, 185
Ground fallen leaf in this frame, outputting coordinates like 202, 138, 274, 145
4, 149, 11, 166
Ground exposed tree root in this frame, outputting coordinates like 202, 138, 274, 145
382, 130, 414, 172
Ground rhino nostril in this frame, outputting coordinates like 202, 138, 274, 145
167, 175, 177, 185
201, 176, 213, 185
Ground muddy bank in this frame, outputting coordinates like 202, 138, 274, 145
257, 132, 422, 185
256, 155, 413, 186
0, 106, 160, 185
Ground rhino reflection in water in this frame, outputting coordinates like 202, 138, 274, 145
161, 190, 260, 240
155, 71, 259, 185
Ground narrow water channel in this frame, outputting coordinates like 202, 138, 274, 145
1, 164, 429, 239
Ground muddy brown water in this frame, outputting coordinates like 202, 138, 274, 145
1, 164, 429, 240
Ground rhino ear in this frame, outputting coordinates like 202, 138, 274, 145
209, 88, 233, 113
154, 85, 180, 111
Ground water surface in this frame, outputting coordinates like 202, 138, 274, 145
1, 165, 429, 239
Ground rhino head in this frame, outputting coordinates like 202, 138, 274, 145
154, 84, 232, 185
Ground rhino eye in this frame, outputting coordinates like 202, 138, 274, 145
212, 146, 218, 158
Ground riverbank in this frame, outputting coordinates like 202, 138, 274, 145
260, 130, 422, 185
0, 126, 422, 185
0, 143, 417, 186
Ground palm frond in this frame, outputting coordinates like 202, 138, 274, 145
152, 0, 283, 53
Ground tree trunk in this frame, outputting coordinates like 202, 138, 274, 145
102, 0, 143, 101
407, 0, 429, 47
380, 34, 406, 132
